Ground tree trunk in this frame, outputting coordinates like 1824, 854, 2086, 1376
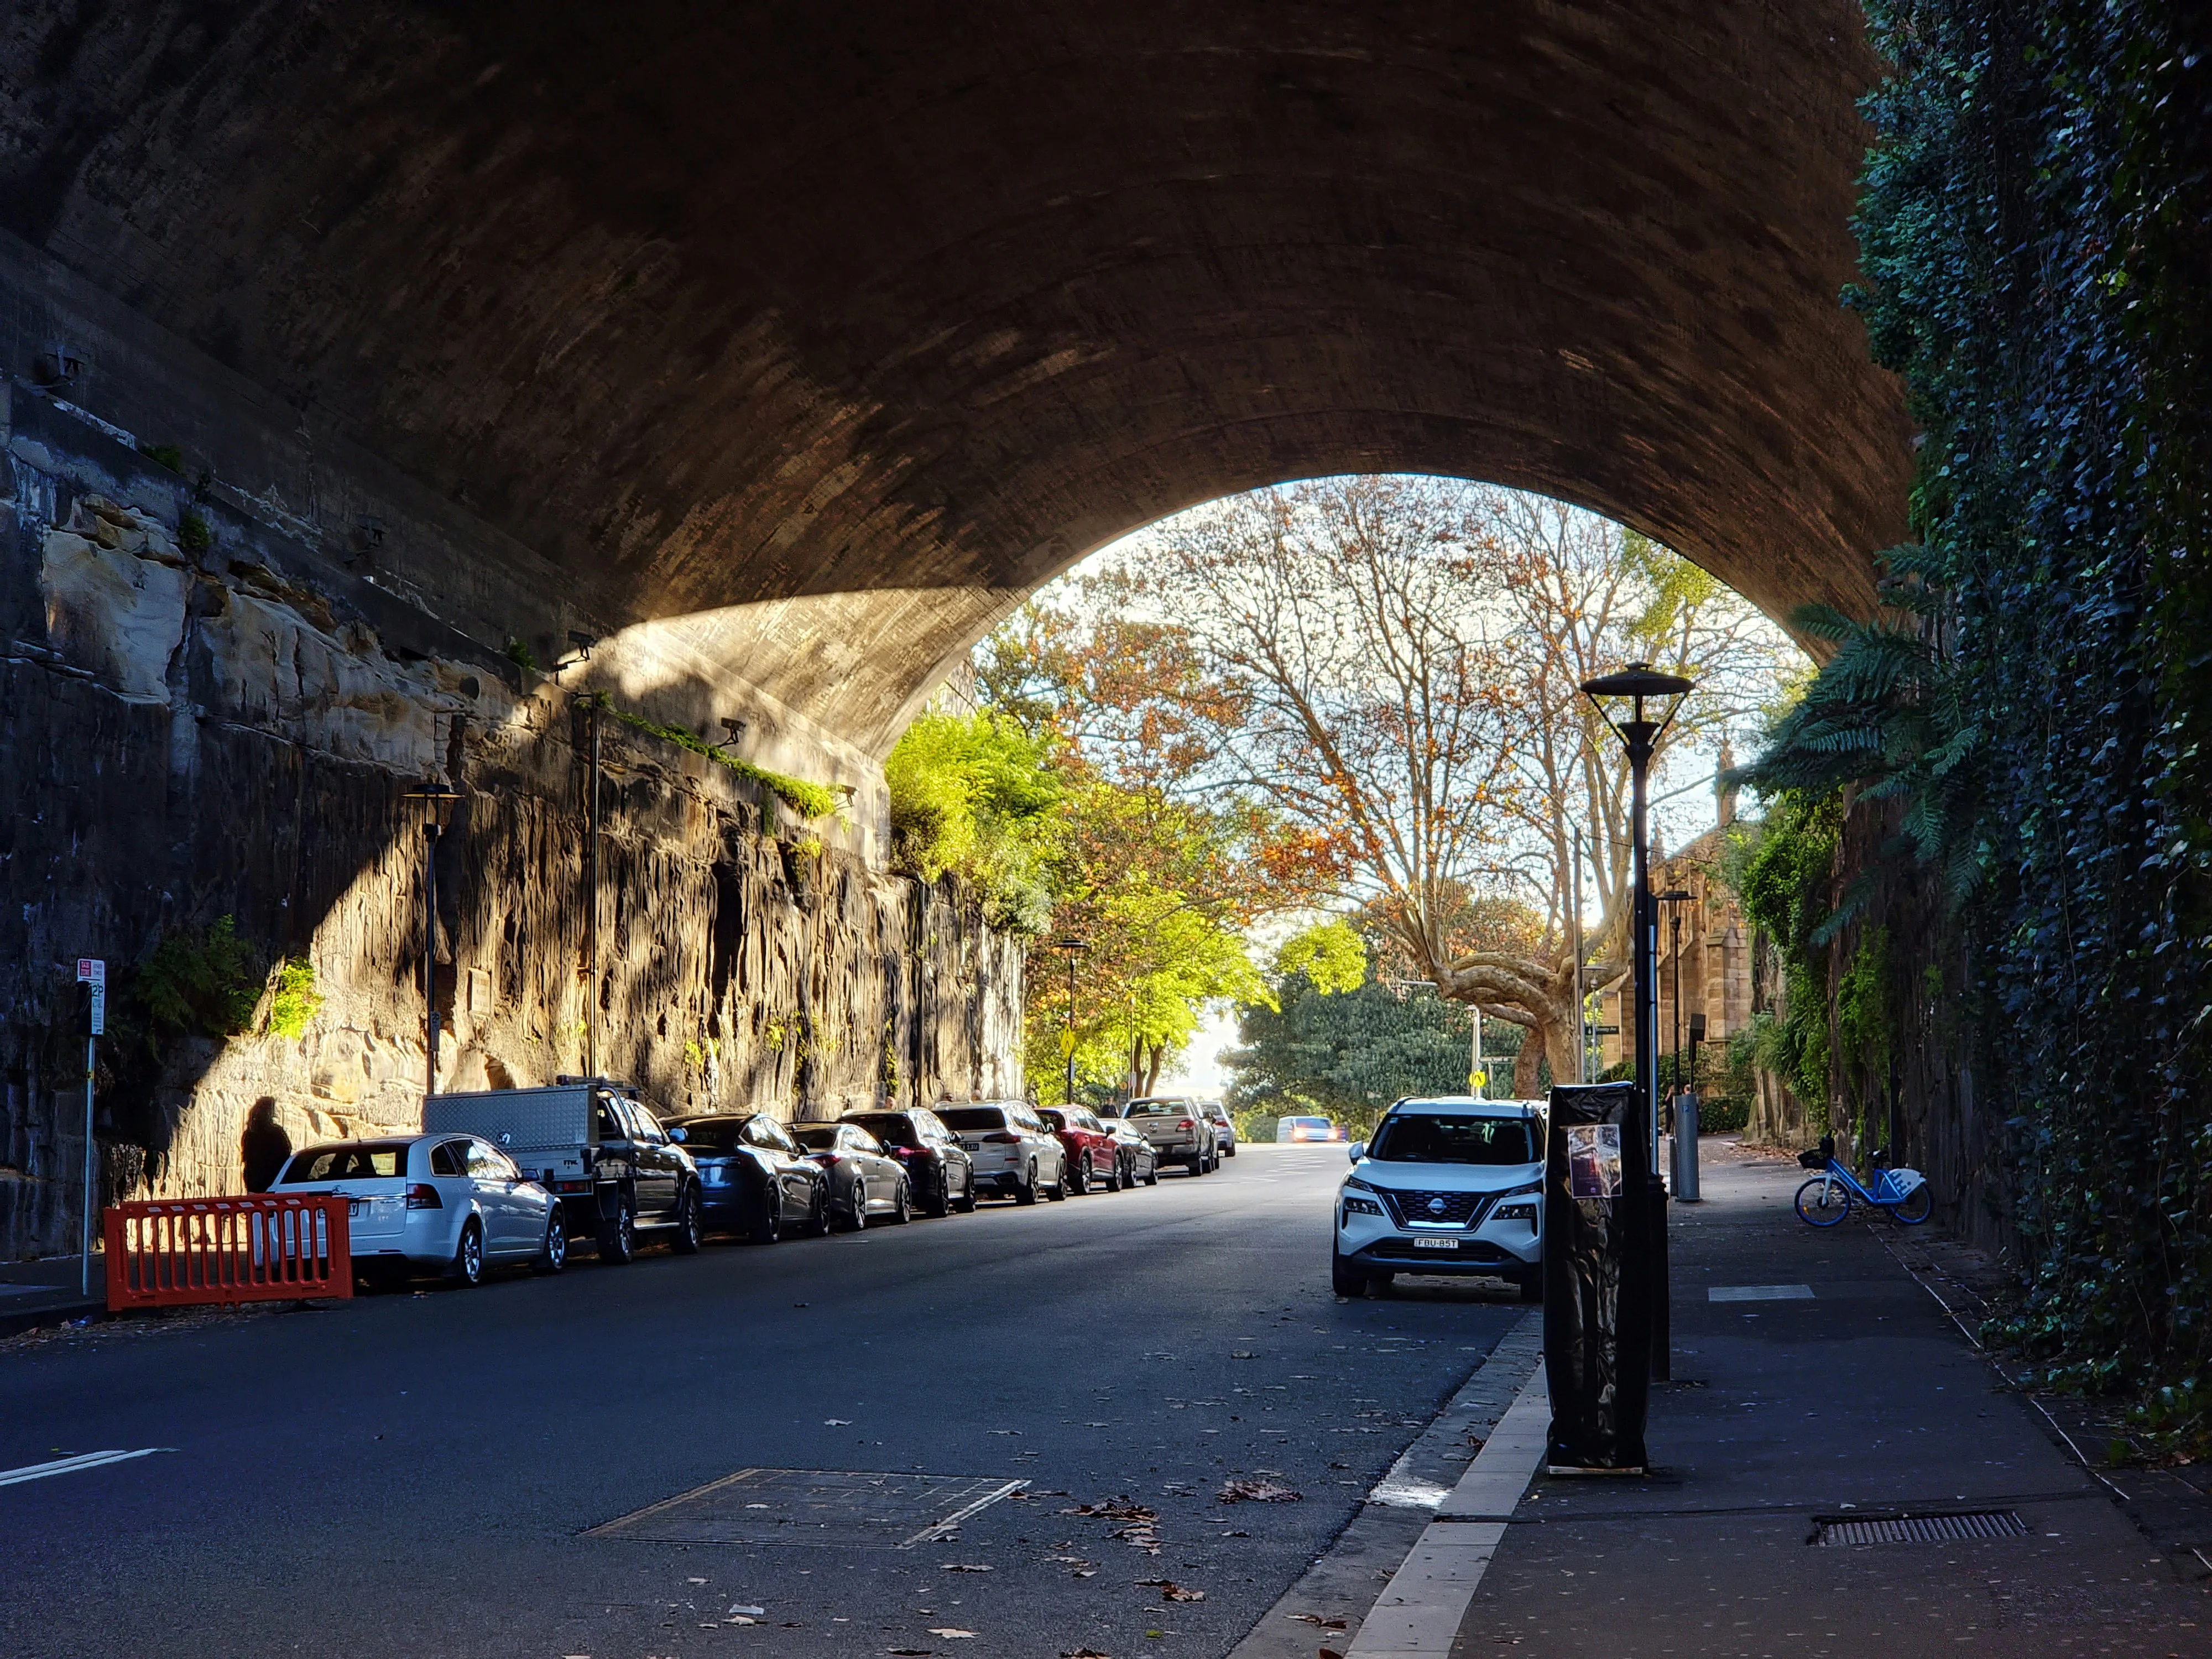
1511, 1036, 1543, 1097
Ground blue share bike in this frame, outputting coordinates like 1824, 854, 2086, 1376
1793, 1135, 1932, 1227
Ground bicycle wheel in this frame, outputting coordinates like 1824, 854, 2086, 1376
1794, 1175, 1852, 1228
1887, 1182, 1933, 1224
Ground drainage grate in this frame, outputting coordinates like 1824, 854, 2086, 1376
1814, 1510, 2028, 1547
585, 1468, 1027, 1550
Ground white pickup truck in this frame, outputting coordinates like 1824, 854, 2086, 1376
1113, 1096, 1219, 1176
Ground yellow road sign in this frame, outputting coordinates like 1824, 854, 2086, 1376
1469, 1069, 1488, 1091
1059, 1029, 1077, 1057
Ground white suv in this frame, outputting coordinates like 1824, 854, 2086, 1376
1332, 1097, 1544, 1300
936, 1101, 1068, 1204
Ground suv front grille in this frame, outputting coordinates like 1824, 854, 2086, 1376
1381, 1188, 1489, 1228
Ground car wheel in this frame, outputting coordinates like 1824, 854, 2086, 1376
1224, 1142, 1236, 1157
1186, 1156, 1205, 1177
891, 1178, 912, 1224
1068, 1155, 1089, 1196
597, 1207, 636, 1264
953, 1169, 978, 1213
924, 1164, 952, 1218
1044, 1160, 1068, 1201
451, 1218, 485, 1287
748, 1188, 782, 1246
805, 1182, 832, 1236
670, 1185, 703, 1254
1144, 1160, 1159, 1187
840, 1176, 869, 1232
1101, 1156, 1121, 1193
1014, 1161, 1038, 1206
533, 1208, 568, 1275
1330, 1248, 1366, 1298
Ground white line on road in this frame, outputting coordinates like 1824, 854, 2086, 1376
0, 1448, 169, 1487
1709, 1284, 1814, 1301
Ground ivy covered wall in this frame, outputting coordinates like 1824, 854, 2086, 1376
1833, 1, 2211, 1405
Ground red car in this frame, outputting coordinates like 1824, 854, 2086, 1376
1039, 1106, 1123, 1194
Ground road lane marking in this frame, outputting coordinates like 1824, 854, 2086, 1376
0, 1448, 169, 1486
1709, 1284, 1814, 1301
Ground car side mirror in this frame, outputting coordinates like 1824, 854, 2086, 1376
1348, 1142, 1365, 1163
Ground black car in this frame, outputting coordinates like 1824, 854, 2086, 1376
841, 1107, 977, 1217
665, 1113, 829, 1245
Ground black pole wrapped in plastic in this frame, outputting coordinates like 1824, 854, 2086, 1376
1542, 1079, 1652, 1473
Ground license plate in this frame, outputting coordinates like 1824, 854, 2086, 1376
1413, 1237, 1458, 1250
348, 1201, 361, 1219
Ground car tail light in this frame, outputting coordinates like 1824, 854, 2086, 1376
552, 1180, 591, 1194
404, 1183, 442, 1209
1177, 1119, 1195, 1130
982, 1132, 1020, 1144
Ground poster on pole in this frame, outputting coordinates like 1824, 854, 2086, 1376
77, 958, 105, 1035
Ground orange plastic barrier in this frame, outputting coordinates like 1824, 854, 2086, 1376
105, 1196, 352, 1311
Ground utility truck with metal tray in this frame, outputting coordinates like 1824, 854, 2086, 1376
423, 1077, 702, 1262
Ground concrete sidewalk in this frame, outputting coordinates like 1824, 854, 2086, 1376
0, 1254, 102, 1337
1454, 1142, 2208, 1658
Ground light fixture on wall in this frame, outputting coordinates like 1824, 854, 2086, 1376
718, 717, 748, 747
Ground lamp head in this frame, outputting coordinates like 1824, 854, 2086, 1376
405, 778, 462, 831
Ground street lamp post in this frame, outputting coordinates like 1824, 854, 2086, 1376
1580, 662, 1695, 1384
404, 778, 462, 1102
1052, 937, 1089, 1105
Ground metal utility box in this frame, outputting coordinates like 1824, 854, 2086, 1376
1542, 1079, 1653, 1473
424, 1079, 635, 1187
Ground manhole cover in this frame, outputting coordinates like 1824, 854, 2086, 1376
1814, 1510, 2027, 1546
585, 1468, 1027, 1549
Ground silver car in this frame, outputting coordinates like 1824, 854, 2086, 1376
935, 1102, 1067, 1204
272, 1134, 566, 1286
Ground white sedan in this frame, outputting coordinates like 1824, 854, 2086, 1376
271, 1133, 566, 1286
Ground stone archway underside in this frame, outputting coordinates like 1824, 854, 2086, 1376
2, 0, 1908, 757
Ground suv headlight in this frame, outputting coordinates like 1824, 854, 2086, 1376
1343, 1174, 1377, 1193
1341, 1195, 1385, 1217
1491, 1200, 1538, 1224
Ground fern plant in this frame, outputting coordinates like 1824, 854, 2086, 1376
1737, 545, 1984, 907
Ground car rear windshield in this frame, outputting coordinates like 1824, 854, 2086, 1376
1368, 1115, 1535, 1165
936, 1108, 1009, 1131
791, 1126, 837, 1149
669, 1117, 748, 1152
1124, 1100, 1189, 1118
847, 1114, 920, 1147
281, 1144, 411, 1182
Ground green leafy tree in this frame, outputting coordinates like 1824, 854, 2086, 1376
884, 711, 1063, 932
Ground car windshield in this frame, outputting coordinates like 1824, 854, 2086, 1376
1368, 1114, 1535, 1165
281, 1144, 411, 1182
1124, 1100, 1188, 1118
936, 1108, 1009, 1132
669, 1118, 748, 1153
847, 1114, 920, 1148
1287, 1117, 1329, 1129
791, 1126, 837, 1150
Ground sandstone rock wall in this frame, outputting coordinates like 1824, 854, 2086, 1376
0, 385, 1022, 1261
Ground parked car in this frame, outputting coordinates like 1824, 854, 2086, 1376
1119, 1096, 1218, 1175
1040, 1105, 1122, 1193
841, 1106, 977, 1216
936, 1102, 1068, 1204
1277, 1114, 1344, 1143
791, 1121, 912, 1229
665, 1112, 829, 1243
1333, 1095, 1545, 1300
272, 1133, 565, 1287
1201, 1100, 1238, 1157
1103, 1115, 1161, 1188
425, 1079, 702, 1263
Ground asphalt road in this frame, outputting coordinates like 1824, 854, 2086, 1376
0, 1144, 1524, 1659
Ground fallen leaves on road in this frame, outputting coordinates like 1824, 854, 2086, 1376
1138, 1579, 1206, 1602
1218, 1478, 1302, 1504
824, 1417, 852, 1426
888, 1648, 932, 1656
1060, 1648, 1114, 1658
1288, 1613, 1349, 1630
726, 1604, 766, 1616
939, 1563, 993, 1572
927, 1629, 977, 1640
1063, 1500, 1155, 1521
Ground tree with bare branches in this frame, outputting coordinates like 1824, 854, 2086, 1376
1102, 476, 1797, 1092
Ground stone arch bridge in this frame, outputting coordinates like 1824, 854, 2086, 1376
0, 1, 1908, 1251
